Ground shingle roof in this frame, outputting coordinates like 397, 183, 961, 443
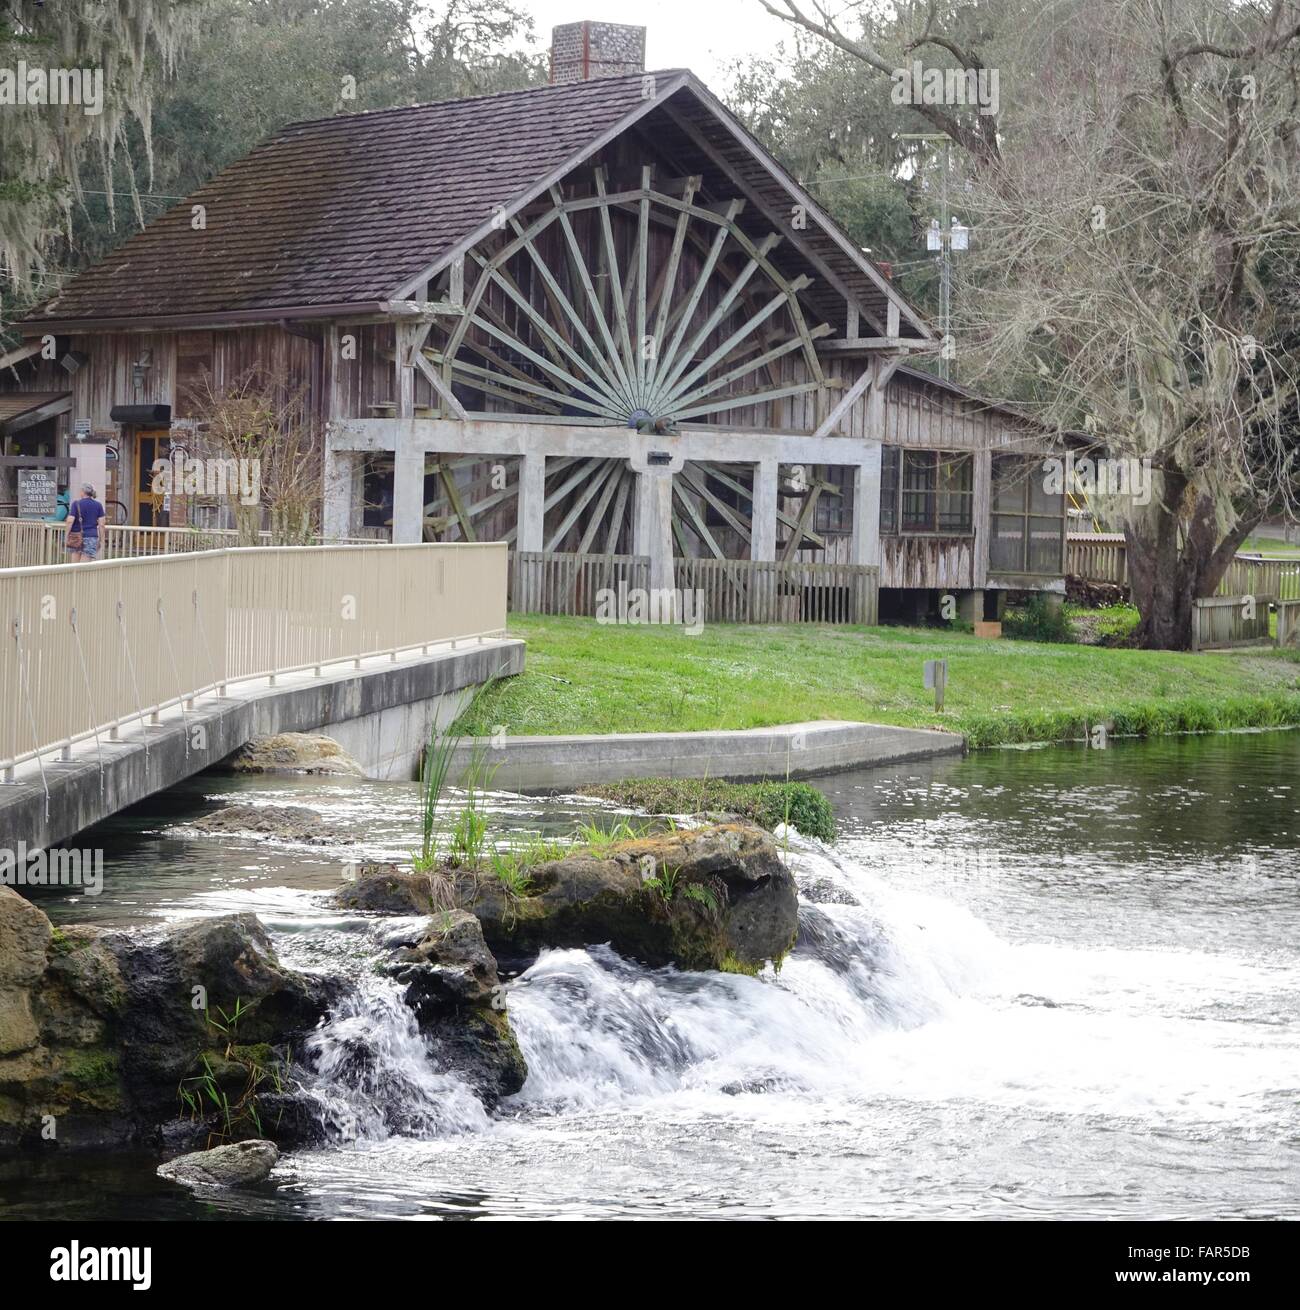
30, 73, 677, 325
25, 69, 926, 339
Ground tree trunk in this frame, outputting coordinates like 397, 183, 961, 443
1126, 476, 1262, 650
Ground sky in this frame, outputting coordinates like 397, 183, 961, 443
520, 0, 795, 87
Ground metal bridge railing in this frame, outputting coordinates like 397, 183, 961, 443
0, 542, 508, 781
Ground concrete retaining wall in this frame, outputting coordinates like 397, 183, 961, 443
451, 718, 963, 792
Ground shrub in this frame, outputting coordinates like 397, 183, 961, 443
578, 778, 836, 842
1003, 594, 1075, 643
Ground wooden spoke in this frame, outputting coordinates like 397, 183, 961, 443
437, 166, 822, 430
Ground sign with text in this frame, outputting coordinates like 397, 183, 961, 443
17, 467, 58, 519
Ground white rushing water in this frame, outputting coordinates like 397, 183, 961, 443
272, 825, 1298, 1219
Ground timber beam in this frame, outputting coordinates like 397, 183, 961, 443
329, 418, 881, 469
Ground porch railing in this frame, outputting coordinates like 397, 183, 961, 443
510, 550, 880, 625
0, 542, 508, 775
1066, 533, 1128, 586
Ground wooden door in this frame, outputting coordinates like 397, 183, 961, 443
132, 429, 170, 526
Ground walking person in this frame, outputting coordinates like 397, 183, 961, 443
66, 484, 105, 563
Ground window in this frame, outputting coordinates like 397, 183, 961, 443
990, 454, 1064, 574
813, 465, 854, 535
879, 448, 973, 535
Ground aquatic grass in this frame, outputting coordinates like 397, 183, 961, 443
449, 737, 500, 869
570, 816, 676, 851
413, 677, 500, 873
486, 833, 566, 893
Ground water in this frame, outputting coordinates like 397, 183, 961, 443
2, 731, 1297, 1220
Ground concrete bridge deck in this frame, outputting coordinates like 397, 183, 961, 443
0, 637, 523, 853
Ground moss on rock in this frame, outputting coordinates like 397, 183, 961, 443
456, 822, 798, 974
578, 778, 836, 842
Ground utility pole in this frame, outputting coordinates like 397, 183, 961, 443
901, 133, 968, 381
939, 137, 951, 380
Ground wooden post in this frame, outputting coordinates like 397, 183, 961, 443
752, 457, 778, 562
924, 657, 948, 711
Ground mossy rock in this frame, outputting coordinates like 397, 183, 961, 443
577, 779, 836, 842
456, 822, 797, 974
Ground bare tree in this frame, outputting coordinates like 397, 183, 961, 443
183, 366, 323, 545
762, 0, 1300, 647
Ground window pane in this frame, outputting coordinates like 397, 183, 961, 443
990, 514, 1025, 571
901, 450, 936, 531
1029, 463, 1062, 516
936, 454, 973, 532
879, 447, 899, 534
991, 455, 1026, 513
814, 465, 852, 535
1027, 516, 1064, 573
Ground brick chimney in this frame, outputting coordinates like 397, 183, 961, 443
549, 21, 646, 84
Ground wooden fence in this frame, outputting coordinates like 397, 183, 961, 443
1275, 599, 1300, 649
510, 551, 880, 625
1190, 595, 1275, 652
674, 557, 879, 625
1068, 533, 1300, 601
511, 551, 648, 617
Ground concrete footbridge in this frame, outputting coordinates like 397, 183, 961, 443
0, 542, 521, 852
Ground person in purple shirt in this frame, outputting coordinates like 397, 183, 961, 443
67, 484, 105, 562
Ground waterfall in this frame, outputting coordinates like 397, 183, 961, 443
502, 834, 1007, 1112
301, 976, 490, 1142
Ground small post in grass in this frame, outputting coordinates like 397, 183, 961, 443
924, 658, 948, 712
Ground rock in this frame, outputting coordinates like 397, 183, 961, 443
797, 875, 859, 906
456, 822, 798, 974
0, 897, 337, 1152
381, 910, 527, 1104
115, 913, 334, 1120
0, 890, 56, 1057
158, 1139, 279, 1188
0, 888, 52, 987
222, 733, 365, 777
191, 803, 344, 845
35, 926, 126, 1045
334, 864, 452, 915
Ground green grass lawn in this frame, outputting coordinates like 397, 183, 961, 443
1241, 534, 1300, 557
460, 614, 1300, 749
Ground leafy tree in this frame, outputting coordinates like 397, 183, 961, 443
3, 1, 543, 339
147, 0, 543, 200
0, 0, 204, 328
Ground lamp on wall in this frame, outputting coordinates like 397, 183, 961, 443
131, 350, 153, 391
